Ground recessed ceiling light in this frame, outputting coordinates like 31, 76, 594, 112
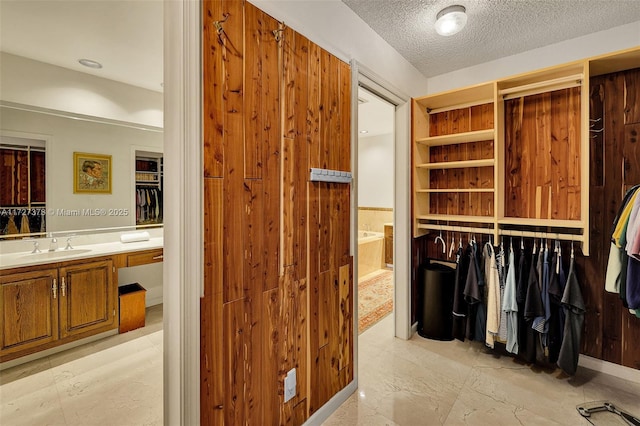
435, 5, 467, 36
360, 130, 369, 134
78, 58, 103, 69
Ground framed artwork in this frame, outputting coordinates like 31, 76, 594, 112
73, 152, 112, 194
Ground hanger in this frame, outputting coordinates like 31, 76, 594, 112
449, 235, 455, 258
435, 227, 446, 254
571, 240, 575, 259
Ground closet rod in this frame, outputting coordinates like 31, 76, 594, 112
498, 228, 585, 243
427, 98, 494, 115
418, 223, 495, 235
499, 74, 583, 99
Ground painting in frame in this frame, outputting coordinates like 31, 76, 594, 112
73, 152, 112, 194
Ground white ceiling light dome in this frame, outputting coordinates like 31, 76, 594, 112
435, 5, 467, 37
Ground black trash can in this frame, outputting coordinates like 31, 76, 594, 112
417, 260, 455, 340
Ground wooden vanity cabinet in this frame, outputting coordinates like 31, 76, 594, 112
59, 259, 116, 339
0, 257, 117, 362
0, 268, 59, 358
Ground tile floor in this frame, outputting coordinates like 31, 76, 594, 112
2, 305, 639, 426
324, 314, 640, 425
0, 305, 163, 426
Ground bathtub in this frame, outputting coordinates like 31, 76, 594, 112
357, 230, 384, 279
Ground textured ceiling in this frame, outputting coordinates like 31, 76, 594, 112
342, 0, 640, 78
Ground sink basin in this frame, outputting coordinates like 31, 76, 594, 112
22, 249, 92, 259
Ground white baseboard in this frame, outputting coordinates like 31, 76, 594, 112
303, 380, 358, 425
579, 355, 640, 384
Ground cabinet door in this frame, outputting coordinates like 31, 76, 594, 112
0, 269, 59, 357
59, 260, 116, 339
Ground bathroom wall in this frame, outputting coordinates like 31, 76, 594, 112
358, 133, 394, 209
0, 53, 163, 128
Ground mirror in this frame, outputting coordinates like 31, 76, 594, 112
0, 1, 163, 238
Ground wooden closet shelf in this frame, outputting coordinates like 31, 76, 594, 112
415, 129, 495, 146
416, 188, 494, 193
498, 217, 585, 228
416, 214, 495, 224
416, 159, 494, 169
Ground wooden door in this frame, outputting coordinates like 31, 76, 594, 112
59, 259, 116, 339
0, 268, 59, 358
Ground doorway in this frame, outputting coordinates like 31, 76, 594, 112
356, 87, 396, 334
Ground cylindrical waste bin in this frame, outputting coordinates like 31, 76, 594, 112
417, 260, 455, 340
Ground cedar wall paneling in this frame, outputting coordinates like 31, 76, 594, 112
201, 1, 353, 423
411, 68, 640, 371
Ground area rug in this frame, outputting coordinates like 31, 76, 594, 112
358, 270, 393, 334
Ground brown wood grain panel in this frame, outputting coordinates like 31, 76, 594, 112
282, 138, 296, 269
282, 27, 297, 140
244, 3, 263, 179
590, 83, 605, 188
279, 267, 296, 424
318, 270, 330, 349
567, 87, 582, 220
470, 103, 494, 131
624, 123, 640, 185
319, 50, 331, 170
223, 298, 249, 425
308, 42, 321, 170
550, 89, 569, 219
319, 184, 330, 273
622, 314, 640, 370
600, 72, 625, 365
295, 277, 309, 408
536, 92, 552, 219
262, 287, 281, 424
202, 178, 223, 421
328, 55, 340, 170
0, 149, 29, 206
29, 151, 45, 203
262, 17, 281, 292
339, 61, 351, 171
293, 400, 307, 426
203, 0, 224, 177
504, 99, 521, 218
293, 32, 309, 283
221, 0, 245, 303
624, 68, 640, 124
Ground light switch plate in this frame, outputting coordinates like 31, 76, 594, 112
284, 368, 296, 403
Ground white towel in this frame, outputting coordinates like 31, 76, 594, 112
120, 231, 151, 243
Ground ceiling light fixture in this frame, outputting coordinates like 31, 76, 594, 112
360, 130, 369, 134
434, 5, 467, 37
78, 58, 103, 69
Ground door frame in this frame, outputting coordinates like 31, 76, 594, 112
163, 0, 202, 424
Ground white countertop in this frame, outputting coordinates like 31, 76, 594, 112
0, 237, 163, 270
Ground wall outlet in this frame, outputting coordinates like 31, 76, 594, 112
284, 368, 296, 403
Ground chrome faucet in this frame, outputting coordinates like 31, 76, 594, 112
64, 236, 75, 250
31, 240, 41, 253
48, 234, 58, 252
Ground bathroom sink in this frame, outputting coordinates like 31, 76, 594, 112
22, 249, 92, 259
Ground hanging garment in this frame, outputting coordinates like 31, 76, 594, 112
557, 254, 585, 376
452, 244, 470, 341
154, 189, 160, 220
516, 245, 530, 357
473, 240, 488, 343
464, 240, 482, 341
484, 242, 500, 348
523, 248, 543, 363
20, 214, 30, 234
502, 245, 518, 354
547, 242, 567, 364
7, 214, 19, 235
605, 186, 640, 292
626, 257, 640, 310
497, 244, 508, 342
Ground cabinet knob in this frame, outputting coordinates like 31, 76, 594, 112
52, 278, 57, 299
61, 277, 66, 297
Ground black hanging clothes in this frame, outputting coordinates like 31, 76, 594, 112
557, 254, 585, 376
516, 245, 530, 357
547, 242, 567, 364
452, 244, 471, 341
523, 248, 543, 363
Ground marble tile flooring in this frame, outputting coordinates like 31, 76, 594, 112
324, 314, 640, 426
0, 305, 163, 426
2, 304, 639, 425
